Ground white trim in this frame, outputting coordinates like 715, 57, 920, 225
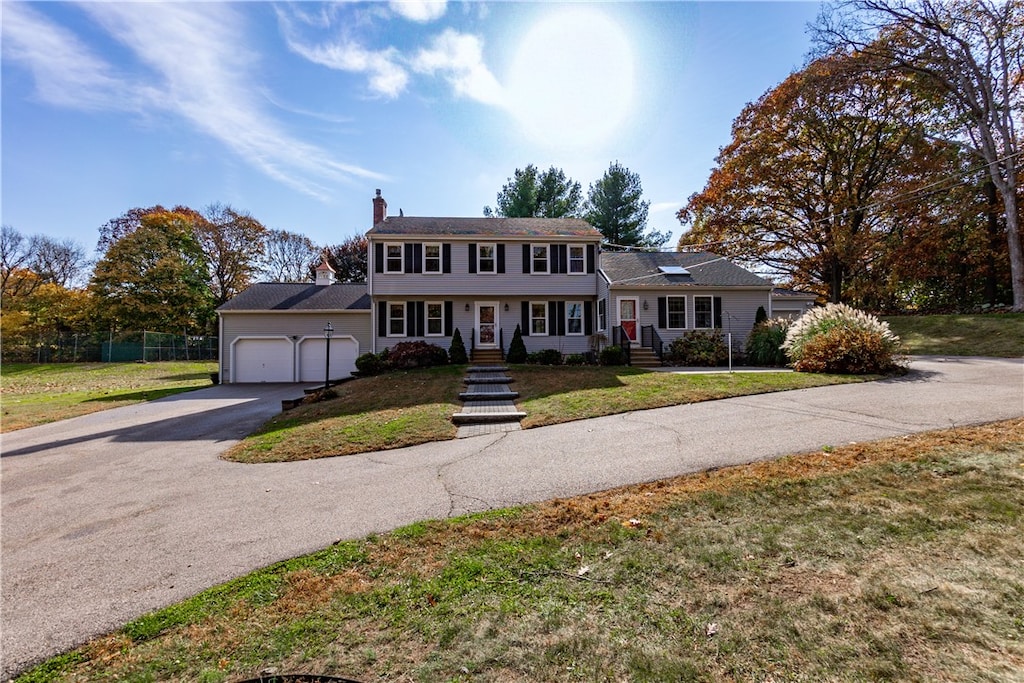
566, 300, 584, 335
617, 296, 639, 343
229, 335, 295, 383
694, 295, 714, 329
477, 243, 497, 274
425, 300, 444, 337
568, 244, 586, 275
475, 301, 499, 348
666, 294, 687, 329
384, 242, 404, 274
387, 301, 406, 337
530, 300, 548, 336
423, 242, 442, 275
296, 334, 360, 382
531, 243, 550, 274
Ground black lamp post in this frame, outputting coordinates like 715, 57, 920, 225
323, 321, 333, 391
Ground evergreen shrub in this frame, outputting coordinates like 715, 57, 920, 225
449, 328, 468, 365
506, 324, 528, 364
745, 319, 791, 367
665, 330, 728, 366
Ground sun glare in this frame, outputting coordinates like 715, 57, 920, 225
506, 8, 636, 151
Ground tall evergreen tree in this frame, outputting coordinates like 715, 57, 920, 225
484, 165, 582, 218
585, 162, 668, 249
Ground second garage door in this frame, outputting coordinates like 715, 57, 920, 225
297, 337, 359, 383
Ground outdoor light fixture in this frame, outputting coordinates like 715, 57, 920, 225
465, 303, 470, 311
504, 303, 509, 312
323, 321, 334, 391
643, 300, 649, 310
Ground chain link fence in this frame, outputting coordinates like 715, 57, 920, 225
1, 330, 218, 364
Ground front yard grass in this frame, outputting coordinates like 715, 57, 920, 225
0, 361, 219, 432
226, 366, 871, 463
883, 313, 1024, 357
24, 418, 1024, 683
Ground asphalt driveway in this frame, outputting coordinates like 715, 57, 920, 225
2, 357, 1022, 679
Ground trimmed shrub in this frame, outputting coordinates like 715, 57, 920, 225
449, 328, 468, 365
565, 353, 587, 366
665, 330, 729, 366
527, 348, 563, 365
354, 351, 386, 376
506, 324, 528, 364
783, 303, 902, 374
755, 305, 768, 326
600, 345, 626, 366
387, 341, 449, 369
745, 319, 791, 367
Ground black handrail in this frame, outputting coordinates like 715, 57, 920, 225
612, 325, 632, 366
650, 326, 664, 361
499, 327, 505, 360
469, 328, 475, 356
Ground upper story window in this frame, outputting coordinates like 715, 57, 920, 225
424, 243, 441, 274
532, 245, 549, 274
531, 302, 548, 335
478, 243, 496, 273
667, 296, 686, 329
694, 296, 713, 329
567, 302, 584, 335
385, 243, 403, 273
569, 245, 585, 274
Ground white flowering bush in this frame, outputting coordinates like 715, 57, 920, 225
782, 303, 903, 374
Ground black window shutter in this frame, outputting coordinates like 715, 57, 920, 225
444, 301, 453, 336
587, 244, 596, 274
714, 297, 723, 329
497, 244, 506, 273
521, 301, 530, 336
558, 245, 568, 274
406, 302, 416, 337
468, 243, 477, 273
556, 301, 566, 336
377, 301, 387, 336
442, 244, 451, 273
374, 242, 384, 273
658, 297, 667, 328
584, 301, 593, 336
548, 301, 557, 336
415, 301, 425, 336
412, 243, 423, 274
522, 244, 531, 274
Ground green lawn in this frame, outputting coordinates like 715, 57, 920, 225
21, 418, 1023, 683
0, 361, 218, 431
883, 313, 1024, 357
225, 366, 869, 463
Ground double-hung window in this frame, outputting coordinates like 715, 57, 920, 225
423, 243, 441, 274
694, 296, 713, 329
569, 245, 585, 274
385, 243, 403, 273
388, 302, 406, 336
597, 299, 606, 331
426, 302, 444, 336
531, 302, 548, 335
667, 296, 686, 329
567, 302, 583, 335
478, 244, 496, 273
531, 245, 549, 274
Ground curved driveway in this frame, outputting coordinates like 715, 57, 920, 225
2, 357, 1022, 678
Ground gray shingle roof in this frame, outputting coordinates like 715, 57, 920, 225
367, 216, 601, 239
600, 252, 772, 288
217, 283, 370, 312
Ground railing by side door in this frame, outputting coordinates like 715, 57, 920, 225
612, 325, 632, 366
641, 325, 665, 361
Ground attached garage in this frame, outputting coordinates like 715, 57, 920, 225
297, 336, 359, 383
232, 338, 294, 383
216, 282, 371, 384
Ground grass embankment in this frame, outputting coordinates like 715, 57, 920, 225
226, 367, 868, 463
884, 313, 1024, 357
23, 418, 1024, 683
0, 361, 218, 432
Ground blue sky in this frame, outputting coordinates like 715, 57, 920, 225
2, 1, 822, 258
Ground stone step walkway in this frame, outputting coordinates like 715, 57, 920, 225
453, 365, 525, 438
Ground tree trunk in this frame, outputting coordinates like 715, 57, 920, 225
983, 181, 1001, 306
987, 167, 1024, 311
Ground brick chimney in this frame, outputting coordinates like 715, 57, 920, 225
373, 189, 387, 225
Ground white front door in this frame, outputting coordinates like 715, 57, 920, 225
476, 302, 498, 348
618, 297, 639, 343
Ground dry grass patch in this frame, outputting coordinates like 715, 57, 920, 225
23, 418, 1024, 683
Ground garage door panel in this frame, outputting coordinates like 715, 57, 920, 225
234, 339, 293, 383
298, 338, 358, 383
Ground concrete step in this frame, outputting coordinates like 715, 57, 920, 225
452, 410, 527, 425
460, 389, 520, 401
464, 373, 513, 384
467, 365, 509, 373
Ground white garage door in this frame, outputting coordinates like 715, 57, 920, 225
233, 338, 294, 383
298, 337, 359, 383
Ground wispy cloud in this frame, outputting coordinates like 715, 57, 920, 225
3, 2, 383, 200
411, 29, 506, 106
389, 0, 448, 23
650, 201, 681, 216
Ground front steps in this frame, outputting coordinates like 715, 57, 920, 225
630, 346, 662, 368
452, 365, 525, 437
470, 348, 504, 365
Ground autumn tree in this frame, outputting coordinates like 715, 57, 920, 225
260, 229, 319, 282
1, 225, 38, 300
317, 234, 368, 283
587, 161, 667, 249
815, 0, 1024, 310
97, 205, 203, 254
89, 210, 215, 333
484, 165, 583, 218
195, 203, 267, 305
678, 53, 929, 303
31, 235, 89, 288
